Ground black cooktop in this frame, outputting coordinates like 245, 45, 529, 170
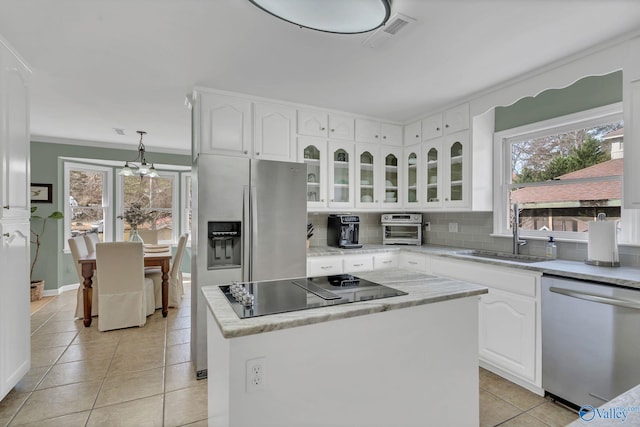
220, 274, 407, 319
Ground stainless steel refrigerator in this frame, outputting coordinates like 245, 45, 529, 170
191, 154, 307, 378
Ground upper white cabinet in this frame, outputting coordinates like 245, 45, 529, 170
381, 147, 402, 208
355, 144, 380, 208
421, 103, 470, 141
328, 141, 355, 208
355, 119, 402, 145
422, 131, 470, 209
404, 120, 422, 146
298, 109, 354, 141
403, 144, 421, 207
299, 137, 328, 209
0, 43, 30, 219
195, 92, 252, 158
253, 102, 296, 161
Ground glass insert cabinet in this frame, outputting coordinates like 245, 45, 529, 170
328, 141, 354, 208
356, 146, 377, 208
299, 138, 328, 208
424, 131, 469, 208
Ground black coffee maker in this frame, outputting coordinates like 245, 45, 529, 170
327, 214, 363, 249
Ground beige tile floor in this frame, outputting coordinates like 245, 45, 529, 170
2, 281, 578, 427
1, 280, 207, 427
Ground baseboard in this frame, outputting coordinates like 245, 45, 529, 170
43, 283, 79, 297
479, 360, 545, 396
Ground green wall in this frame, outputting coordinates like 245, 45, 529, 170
494, 71, 622, 132
30, 141, 192, 291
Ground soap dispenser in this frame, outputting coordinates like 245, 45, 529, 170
545, 236, 557, 259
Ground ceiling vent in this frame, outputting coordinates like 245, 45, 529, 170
362, 13, 416, 49
113, 128, 126, 135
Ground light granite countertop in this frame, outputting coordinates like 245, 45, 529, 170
566, 384, 640, 426
203, 268, 487, 339
308, 244, 640, 289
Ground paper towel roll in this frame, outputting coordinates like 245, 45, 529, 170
587, 220, 619, 264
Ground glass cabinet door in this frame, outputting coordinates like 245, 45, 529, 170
358, 150, 376, 206
425, 142, 441, 206
303, 144, 322, 204
383, 154, 399, 204
406, 151, 418, 204
449, 141, 463, 202
332, 147, 350, 204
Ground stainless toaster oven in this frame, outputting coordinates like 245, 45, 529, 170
381, 214, 422, 245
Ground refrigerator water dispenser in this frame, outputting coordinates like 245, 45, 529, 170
207, 221, 241, 269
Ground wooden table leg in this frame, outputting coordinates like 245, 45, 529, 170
162, 259, 169, 317
81, 263, 94, 327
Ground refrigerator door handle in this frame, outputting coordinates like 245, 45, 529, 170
251, 185, 258, 281
243, 185, 251, 281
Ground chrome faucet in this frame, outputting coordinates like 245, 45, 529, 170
512, 203, 527, 255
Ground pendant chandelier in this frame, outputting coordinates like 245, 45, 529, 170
118, 131, 159, 178
247, 0, 392, 34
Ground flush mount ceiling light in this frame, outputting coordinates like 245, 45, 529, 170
118, 131, 159, 178
248, 0, 392, 34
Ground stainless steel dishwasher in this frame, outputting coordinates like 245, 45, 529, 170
542, 275, 640, 408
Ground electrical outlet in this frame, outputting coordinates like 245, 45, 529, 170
448, 222, 458, 233
246, 357, 266, 392
424, 222, 431, 232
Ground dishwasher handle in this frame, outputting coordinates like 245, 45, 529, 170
549, 286, 640, 310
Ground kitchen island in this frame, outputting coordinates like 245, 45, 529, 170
203, 269, 487, 427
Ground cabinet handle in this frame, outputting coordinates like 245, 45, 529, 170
321, 127, 326, 131
330, 129, 335, 132
353, 263, 363, 267
321, 266, 333, 270
3, 205, 8, 209
321, 199, 325, 202
382, 260, 392, 264
2, 233, 9, 238
445, 198, 449, 201
408, 261, 418, 265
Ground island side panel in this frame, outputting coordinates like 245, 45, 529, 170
208, 296, 480, 427
207, 310, 231, 426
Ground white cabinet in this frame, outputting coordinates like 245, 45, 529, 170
403, 144, 421, 208
298, 110, 355, 141
404, 120, 422, 146
307, 256, 343, 277
380, 147, 402, 208
398, 251, 430, 273
423, 131, 470, 209
194, 92, 251, 158
0, 223, 30, 401
343, 255, 374, 273
356, 119, 402, 145
355, 144, 380, 208
373, 253, 398, 270
253, 102, 297, 161
422, 104, 470, 141
328, 141, 355, 208
299, 137, 328, 208
431, 257, 541, 389
0, 44, 30, 219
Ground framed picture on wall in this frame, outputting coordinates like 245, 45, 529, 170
30, 183, 53, 203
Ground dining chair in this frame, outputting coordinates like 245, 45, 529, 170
137, 229, 159, 244
83, 232, 100, 253
96, 242, 155, 331
69, 235, 99, 319
147, 233, 188, 308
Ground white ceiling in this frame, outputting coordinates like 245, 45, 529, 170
1, 0, 640, 154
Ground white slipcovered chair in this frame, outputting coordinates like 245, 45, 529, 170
83, 232, 100, 253
147, 233, 188, 308
69, 235, 99, 319
96, 242, 155, 331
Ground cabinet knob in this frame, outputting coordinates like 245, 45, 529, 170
375, 200, 378, 203
243, 150, 248, 154
320, 127, 326, 131
321, 199, 324, 202
445, 124, 449, 128
375, 135, 379, 139
416, 134, 419, 138
436, 127, 440, 131
256, 152, 260, 156
331, 199, 334, 202
383, 135, 386, 139
445, 198, 449, 201
330, 129, 335, 132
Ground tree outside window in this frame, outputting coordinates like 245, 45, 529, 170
122, 175, 174, 241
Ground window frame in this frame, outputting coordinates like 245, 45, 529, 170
492, 102, 629, 242
115, 169, 180, 243
181, 171, 192, 240
63, 161, 113, 250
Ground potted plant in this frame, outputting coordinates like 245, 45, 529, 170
30, 206, 63, 301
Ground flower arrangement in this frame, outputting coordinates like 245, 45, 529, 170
119, 202, 153, 230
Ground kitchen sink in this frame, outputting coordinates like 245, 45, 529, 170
456, 250, 548, 264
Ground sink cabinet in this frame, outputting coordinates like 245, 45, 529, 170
431, 257, 542, 393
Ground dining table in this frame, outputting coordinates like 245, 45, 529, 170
77, 248, 172, 327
